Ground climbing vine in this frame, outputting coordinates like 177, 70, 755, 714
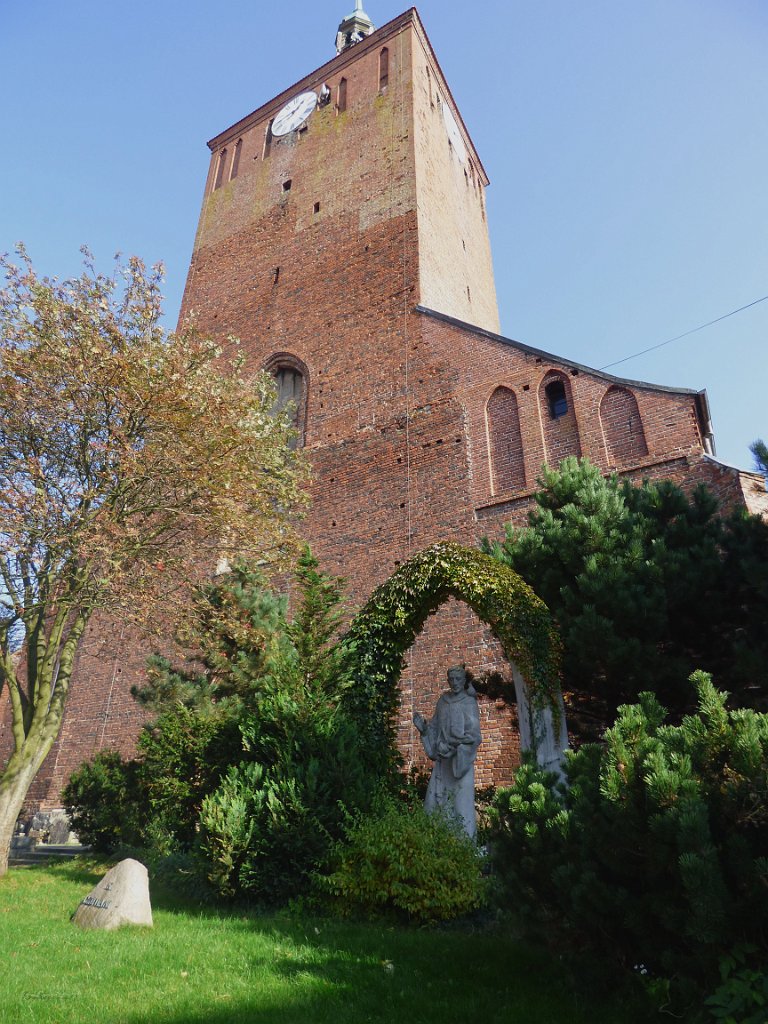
344, 542, 562, 777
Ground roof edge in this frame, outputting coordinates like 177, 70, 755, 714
414, 304, 705, 397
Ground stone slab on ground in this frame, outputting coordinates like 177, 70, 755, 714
72, 858, 153, 931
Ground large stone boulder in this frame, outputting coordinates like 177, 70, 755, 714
72, 858, 153, 931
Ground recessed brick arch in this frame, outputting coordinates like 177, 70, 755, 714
486, 385, 525, 495
600, 386, 648, 467
539, 370, 581, 466
346, 542, 568, 779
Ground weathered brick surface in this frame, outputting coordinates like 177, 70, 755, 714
2, 9, 758, 812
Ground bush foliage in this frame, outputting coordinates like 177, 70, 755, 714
489, 672, 768, 988
62, 749, 144, 853
319, 798, 486, 923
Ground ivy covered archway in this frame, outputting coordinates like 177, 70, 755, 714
345, 542, 568, 779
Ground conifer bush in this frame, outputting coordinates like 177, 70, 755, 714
64, 549, 388, 901
489, 673, 768, 990
484, 457, 768, 727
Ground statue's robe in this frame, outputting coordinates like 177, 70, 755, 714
420, 689, 481, 838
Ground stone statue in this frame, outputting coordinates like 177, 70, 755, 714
413, 665, 482, 838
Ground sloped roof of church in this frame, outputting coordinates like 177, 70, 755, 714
415, 304, 709, 401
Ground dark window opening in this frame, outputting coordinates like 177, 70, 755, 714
546, 380, 568, 419
379, 47, 389, 91
263, 120, 274, 159
337, 77, 347, 113
313, 201, 320, 214
214, 148, 227, 190
230, 138, 242, 180
273, 365, 305, 448
282, 179, 292, 192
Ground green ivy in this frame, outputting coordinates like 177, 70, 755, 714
345, 542, 562, 777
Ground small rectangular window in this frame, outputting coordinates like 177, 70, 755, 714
313, 201, 320, 214
282, 179, 292, 192
337, 77, 347, 113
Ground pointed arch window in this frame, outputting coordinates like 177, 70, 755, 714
539, 371, 581, 466
379, 47, 389, 91
487, 386, 525, 495
600, 386, 648, 467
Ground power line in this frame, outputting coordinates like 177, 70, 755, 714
599, 293, 768, 371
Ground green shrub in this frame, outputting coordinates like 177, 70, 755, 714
62, 750, 144, 853
319, 799, 486, 923
199, 762, 310, 901
706, 947, 768, 1024
489, 673, 768, 990
198, 676, 376, 902
136, 701, 242, 851
188, 549, 382, 902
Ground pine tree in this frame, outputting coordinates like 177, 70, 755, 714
484, 458, 768, 729
750, 437, 768, 478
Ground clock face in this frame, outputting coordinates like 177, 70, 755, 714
441, 102, 467, 164
271, 91, 318, 137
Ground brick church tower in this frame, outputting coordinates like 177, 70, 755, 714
7, 5, 765, 813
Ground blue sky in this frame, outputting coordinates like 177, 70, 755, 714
2, 0, 766, 469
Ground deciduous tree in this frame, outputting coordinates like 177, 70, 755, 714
0, 247, 306, 873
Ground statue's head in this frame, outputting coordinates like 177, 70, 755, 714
447, 665, 467, 693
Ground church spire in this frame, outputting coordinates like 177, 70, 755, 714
335, 0, 375, 53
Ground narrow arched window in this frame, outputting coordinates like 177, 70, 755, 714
213, 148, 227, 190
539, 371, 581, 466
379, 47, 389, 91
266, 356, 308, 448
487, 387, 525, 495
600, 386, 648, 467
545, 380, 568, 419
337, 77, 347, 113
263, 120, 274, 159
229, 138, 242, 180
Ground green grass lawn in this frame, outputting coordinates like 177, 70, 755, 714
1, 859, 654, 1024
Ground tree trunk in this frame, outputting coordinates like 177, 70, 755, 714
0, 747, 53, 876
